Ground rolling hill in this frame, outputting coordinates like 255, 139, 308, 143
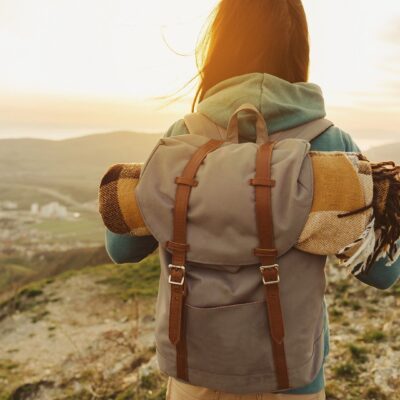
0, 131, 162, 206
365, 141, 400, 163
0, 132, 398, 208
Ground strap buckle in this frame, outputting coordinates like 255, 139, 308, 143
168, 264, 185, 286
260, 264, 280, 285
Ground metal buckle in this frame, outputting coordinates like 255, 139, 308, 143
259, 264, 280, 285
168, 264, 185, 286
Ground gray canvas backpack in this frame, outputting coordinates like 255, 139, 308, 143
135, 103, 334, 394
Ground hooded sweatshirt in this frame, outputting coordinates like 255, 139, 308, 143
105, 72, 400, 395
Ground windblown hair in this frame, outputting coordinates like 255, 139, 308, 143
192, 0, 310, 111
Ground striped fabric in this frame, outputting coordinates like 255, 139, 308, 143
296, 152, 373, 256
98, 163, 150, 236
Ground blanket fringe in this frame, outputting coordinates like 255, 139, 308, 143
336, 156, 400, 274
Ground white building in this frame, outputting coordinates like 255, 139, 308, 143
39, 201, 68, 219
30, 202, 39, 214
2, 200, 18, 210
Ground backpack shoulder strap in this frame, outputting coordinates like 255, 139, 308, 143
183, 112, 227, 140
271, 118, 334, 142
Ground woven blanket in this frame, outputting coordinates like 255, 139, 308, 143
98, 163, 150, 237
98, 153, 400, 275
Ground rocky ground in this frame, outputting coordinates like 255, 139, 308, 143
0, 255, 165, 400
324, 260, 399, 400
0, 255, 398, 400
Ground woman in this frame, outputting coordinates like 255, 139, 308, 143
106, 0, 400, 398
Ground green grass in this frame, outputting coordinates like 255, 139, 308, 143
365, 387, 388, 400
34, 216, 104, 243
0, 180, 95, 207
0, 243, 110, 295
0, 183, 56, 209
334, 362, 357, 379
0, 264, 35, 292
348, 344, 368, 363
390, 285, 400, 296
0, 360, 23, 399
95, 254, 160, 300
362, 330, 387, 343
0, 277, 52, 320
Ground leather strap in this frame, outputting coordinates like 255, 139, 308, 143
250, 141, 290, 390
166, 138, 224, 381
226, 103, 269, 144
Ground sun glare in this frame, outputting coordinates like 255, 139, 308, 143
0, 0, 398, 145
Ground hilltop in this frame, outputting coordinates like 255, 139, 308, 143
0, 255, 398, 400
0, 255, 165, 400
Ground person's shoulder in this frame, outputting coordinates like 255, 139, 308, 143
310, 124, 361, 153
163, 119, 189, 138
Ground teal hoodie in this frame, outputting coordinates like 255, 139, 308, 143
105, 72, 400, 395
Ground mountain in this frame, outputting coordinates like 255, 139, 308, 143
365, 142, 400, 163
0, 131, 162, 206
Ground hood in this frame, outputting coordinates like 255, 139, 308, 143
197, 72, 326, 141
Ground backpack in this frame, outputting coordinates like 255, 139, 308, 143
135, 103, 334, 393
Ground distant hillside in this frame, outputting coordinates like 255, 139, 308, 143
0, 131, 162, 206
1, 133, 397, 208
365, 141, 400, 163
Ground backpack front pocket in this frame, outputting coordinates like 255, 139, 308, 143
185, 300, 275, 376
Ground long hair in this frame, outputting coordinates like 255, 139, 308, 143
192, 0, 310, 111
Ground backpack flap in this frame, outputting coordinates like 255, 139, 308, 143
135, 133, 313, 265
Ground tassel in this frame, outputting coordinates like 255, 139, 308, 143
337, 155, 400, 274
336, 217, 376, 276
375, 238, 400, 267
366, 160, 400, 271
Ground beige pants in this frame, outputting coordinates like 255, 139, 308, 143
166, 378, 326, 400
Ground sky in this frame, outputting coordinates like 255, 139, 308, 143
0, 0, 399, 150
